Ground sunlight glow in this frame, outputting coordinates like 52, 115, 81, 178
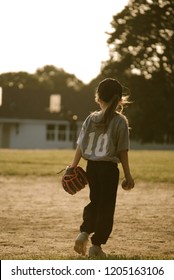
0, 0, 128, 83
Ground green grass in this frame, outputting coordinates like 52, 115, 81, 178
129, 150, 174, 183
0, 149, 174, 183
0, 149, 76, 177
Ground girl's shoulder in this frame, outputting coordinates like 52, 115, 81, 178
82, 112, 101, 128
113, 112, 128, 124
89, 110, 103, 122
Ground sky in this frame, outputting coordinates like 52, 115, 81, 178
0, 0, 128, 84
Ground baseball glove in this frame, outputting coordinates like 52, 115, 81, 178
61, 166, 88, 195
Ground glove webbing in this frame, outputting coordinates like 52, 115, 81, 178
62, 167, 88, 195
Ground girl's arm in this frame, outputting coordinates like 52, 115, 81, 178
119, 150, 135, 189
70, 144, 82, 167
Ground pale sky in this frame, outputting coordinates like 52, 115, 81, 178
0, 0, 128, 84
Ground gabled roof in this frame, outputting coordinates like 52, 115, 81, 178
0, 88, 96, 121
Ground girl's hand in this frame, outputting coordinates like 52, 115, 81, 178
121, 176, 135, 191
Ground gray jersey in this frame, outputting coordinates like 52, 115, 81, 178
77, 111, 129, 163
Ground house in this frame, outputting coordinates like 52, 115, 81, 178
0, 87, 92, 149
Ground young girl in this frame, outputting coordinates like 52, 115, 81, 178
70, 78, 134, 258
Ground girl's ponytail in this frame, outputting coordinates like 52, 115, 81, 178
102, 95, 120, 131
94, 78, 129, 131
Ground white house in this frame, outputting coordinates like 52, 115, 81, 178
0, 87, 83, 149
0, 118, 82, 149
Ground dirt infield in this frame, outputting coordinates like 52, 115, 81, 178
0, 176, 174, 259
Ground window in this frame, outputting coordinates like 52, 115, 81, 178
57, 124, 66, 141
46, 124, 68, 141
49, 94, 61, 112
46, 124, 55, 140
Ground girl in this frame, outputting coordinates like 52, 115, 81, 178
70, 78, 134, 258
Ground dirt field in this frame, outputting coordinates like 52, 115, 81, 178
0, 176, 174, 259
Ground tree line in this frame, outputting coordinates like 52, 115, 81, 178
0, 0, 173, 143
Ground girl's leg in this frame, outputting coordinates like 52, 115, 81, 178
80, 161, 119, 245
91, 162, 119, 245
80, 161, 100, 234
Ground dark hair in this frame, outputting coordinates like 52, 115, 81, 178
95, 78, 124, 131
97, 78, 122, 101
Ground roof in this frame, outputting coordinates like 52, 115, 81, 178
0, 88, 96, 121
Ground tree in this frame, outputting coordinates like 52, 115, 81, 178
35, 65, 84, 92
102, 0, 174, 143
0, 72, 39, 90
107, 0, 174, 81
0, 65, 84, 92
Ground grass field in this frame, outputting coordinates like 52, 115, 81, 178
0, 149, 174, 260
0, 149, 174, 183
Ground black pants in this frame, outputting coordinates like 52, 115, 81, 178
80, 160, 119, 246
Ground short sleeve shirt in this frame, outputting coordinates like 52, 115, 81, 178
77, 112, 129, 163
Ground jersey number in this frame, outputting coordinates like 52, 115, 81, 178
84, 132, 108, 156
